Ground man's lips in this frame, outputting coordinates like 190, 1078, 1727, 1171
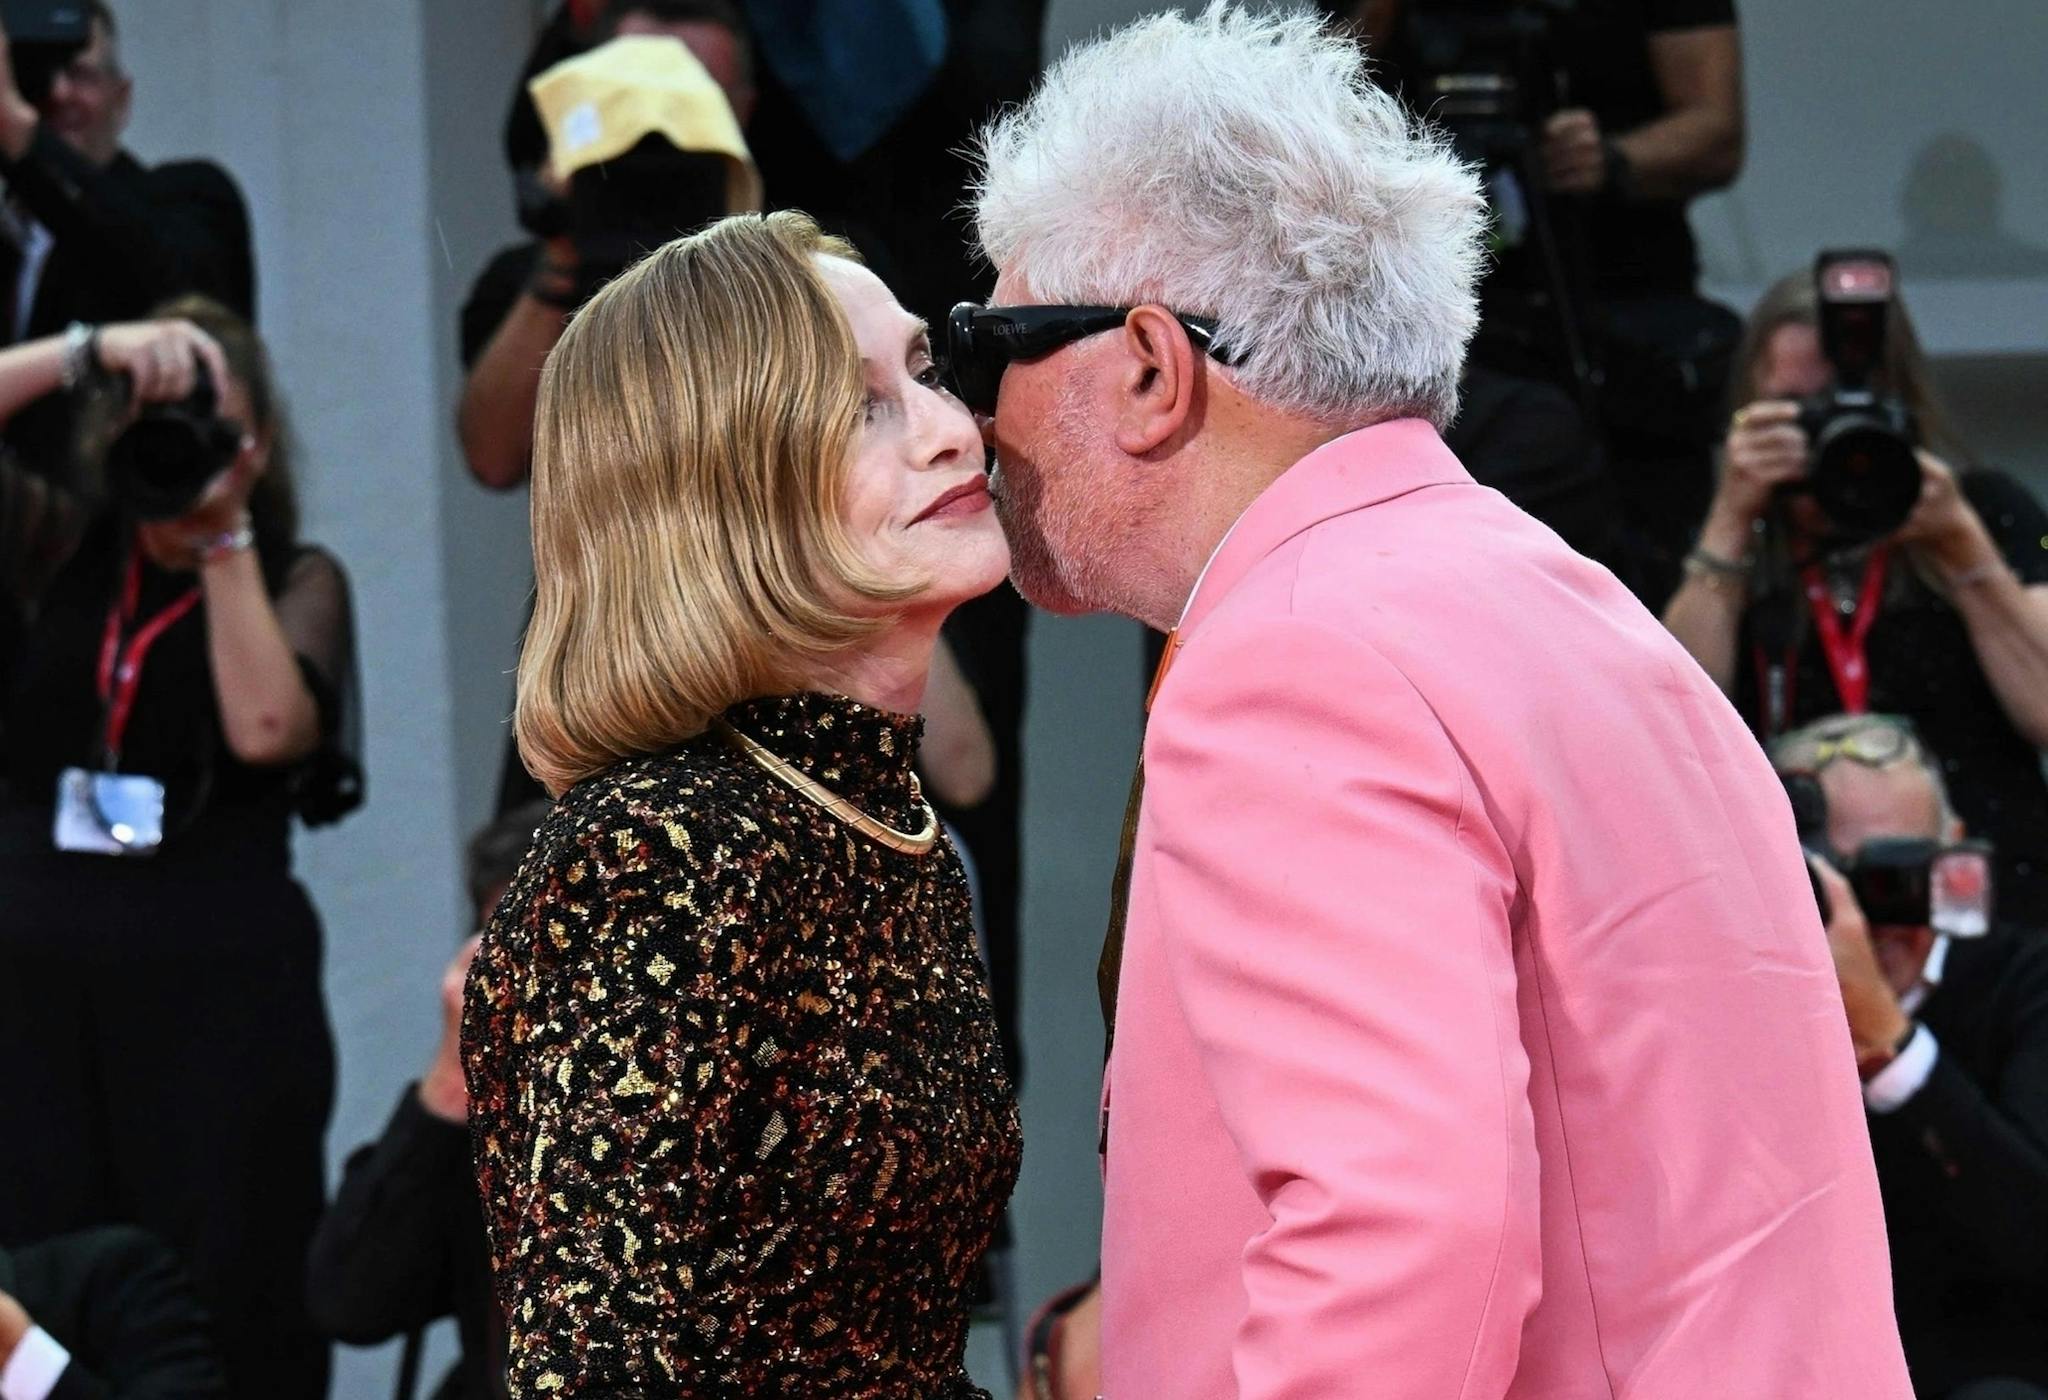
910, 477, 992, 524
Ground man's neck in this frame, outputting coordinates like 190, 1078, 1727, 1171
1148, 407, 1375, 631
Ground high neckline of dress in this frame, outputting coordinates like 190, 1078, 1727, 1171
718, 691, 926, 812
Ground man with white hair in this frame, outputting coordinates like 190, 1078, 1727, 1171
963, 7, 1911, 1397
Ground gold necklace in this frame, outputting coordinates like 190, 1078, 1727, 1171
715, 719, 939, 857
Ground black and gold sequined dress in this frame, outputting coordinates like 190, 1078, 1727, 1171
462, 692, 1021, 1398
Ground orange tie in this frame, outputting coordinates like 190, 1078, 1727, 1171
1097, 630, 1182, 1055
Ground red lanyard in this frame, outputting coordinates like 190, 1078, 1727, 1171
1800, 545, 1890, 715
96, 543, 201, 764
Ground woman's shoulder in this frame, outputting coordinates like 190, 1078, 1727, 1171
481, 743, 800, 1012
522, 741, 793, 914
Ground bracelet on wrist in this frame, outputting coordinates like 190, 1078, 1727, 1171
1686, 545, 1751, 576
60, 320, 98, 391
1683, 546, 1753, 595
193, 519, 255, 565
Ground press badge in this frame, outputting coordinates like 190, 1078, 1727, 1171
54, 768, 166, 856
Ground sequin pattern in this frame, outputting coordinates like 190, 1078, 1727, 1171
463, 692, 1021, 1398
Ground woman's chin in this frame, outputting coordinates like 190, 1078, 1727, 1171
910, 529, 1014, 613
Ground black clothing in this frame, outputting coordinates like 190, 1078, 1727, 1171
0, 1226, 227, 1400
308, 1088, 503, 1400
1447, 363, 1618, 567
1375, 0, 1735, 300
1734, 470, 2048, 920
1550, 0, 1737, 296
745, 0, 1045, 1082
1870, 928, 2048, 1398
1377, 0, 1742, 607
0, 130, 254, 475
2, 518, 352, 845
0, 503, 353, 1400
459, 245, 533, 372
0, 846, 335, 1400
933, 586, 1029, 1086
464, 692, 1021, 1398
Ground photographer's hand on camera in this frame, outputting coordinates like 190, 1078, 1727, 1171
1808, 854, 1916, 1077
1893, 450, 1997, 577
93, 318, 230, 418
1712, 400, 1808, 536
1661, 400, 1807, 690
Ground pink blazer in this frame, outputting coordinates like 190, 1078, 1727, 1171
1099, 421, 1912, 1399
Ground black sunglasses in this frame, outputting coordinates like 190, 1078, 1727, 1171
943, 303, 1246, 416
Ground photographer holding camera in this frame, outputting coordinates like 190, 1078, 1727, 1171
457, 0, 754, 493
0, 300, 359, 1400
0, 2, 254, 473
1330, 0, 1745, 605
1665, 254, 2048, 917
1772, 714, 2048, 1399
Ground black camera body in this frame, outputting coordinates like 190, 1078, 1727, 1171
1780, 250, 1922, 543
564, 135, 730, 301
1784, 771, 1994, 937
103, 361, 244, 521
1400, 0, 1574, 170
2, 0, 91, 105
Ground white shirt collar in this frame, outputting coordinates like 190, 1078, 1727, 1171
1900, 933, 1951, 1016
1174, 510, 1248, 631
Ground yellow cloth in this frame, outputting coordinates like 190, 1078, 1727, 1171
529, 35, 761, 213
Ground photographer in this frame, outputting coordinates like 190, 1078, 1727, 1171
1664, 258, 2048, 916
457, 0, 754, 492
1334, 0, 1745, 604
305, 801, 549, 1400
1772, 714, 2048, 1399
0, 301, 360, 1400
0, 3, 254, 471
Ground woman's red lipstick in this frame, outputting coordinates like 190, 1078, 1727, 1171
911, 477, 993, 523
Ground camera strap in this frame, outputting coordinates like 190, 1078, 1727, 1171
1799, 545, 1891, 715
96, 540, 201, 767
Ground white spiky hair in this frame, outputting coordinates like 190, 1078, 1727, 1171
973, 2, 1487, 428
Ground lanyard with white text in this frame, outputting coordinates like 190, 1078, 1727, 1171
1799, 544, 1890, 716
96, 542, 201, 767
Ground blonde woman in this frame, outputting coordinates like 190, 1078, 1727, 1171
461, 212, 1018, 1398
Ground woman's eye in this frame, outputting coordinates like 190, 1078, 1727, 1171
915, 360, 951, 392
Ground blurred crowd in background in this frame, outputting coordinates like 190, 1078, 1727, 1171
0, 2, 2044, 1398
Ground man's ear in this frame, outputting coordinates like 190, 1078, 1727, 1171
1111, 305, 1200, 457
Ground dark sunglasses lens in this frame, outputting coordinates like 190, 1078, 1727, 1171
945, 305, 1002, 414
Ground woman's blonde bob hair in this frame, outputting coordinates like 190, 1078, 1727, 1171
515, 211, 912, 797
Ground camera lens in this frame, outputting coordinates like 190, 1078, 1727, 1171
1809, 414, 1920, 540
103, 362, 240, 520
